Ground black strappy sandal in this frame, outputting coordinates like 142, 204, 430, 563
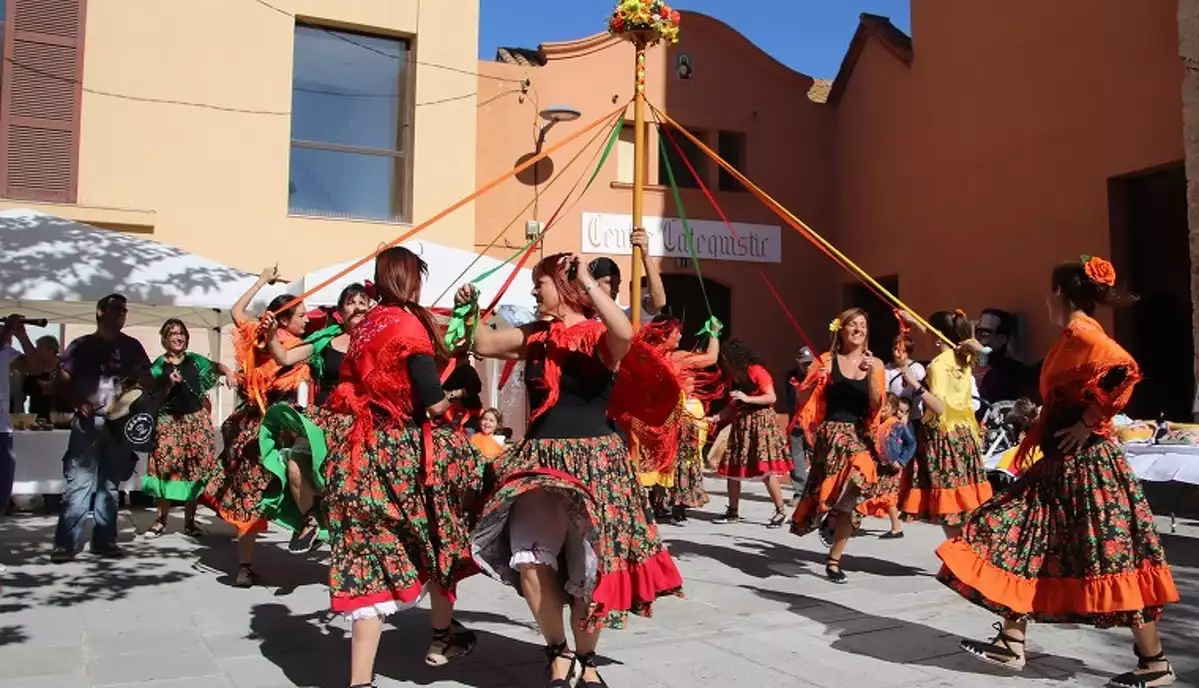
1106, 644, 1176, 687
426, 620, 477, 666
825, 556, 847, 584
234, 563, 260, 588
575, 651, 607, 688
288, 510, 321, 553
545, 642, 579, 688
766, 508, 786, 529
713, 506, 740, 524
959, 621, 1026, 670
144, 519, 167, 538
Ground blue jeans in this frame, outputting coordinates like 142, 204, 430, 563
53, 416, 136, 551
0, 432, 14, 515
789, 430, 808, 495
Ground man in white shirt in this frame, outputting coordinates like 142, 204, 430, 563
1, 315, 39, 518
588, 226, 668, 324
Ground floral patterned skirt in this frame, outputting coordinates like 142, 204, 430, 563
324, 420, 485, 618
861, 467, 902, 518
790, 421, 879, 536
199, 404, 274, 535
666, 422, 709, 508
471, 434, 684, 631
936, 438, 1179, 627
898, 423, 992, 526
718, 406, 792, 479
144, 408, 214, 502
258, 404, 353, 534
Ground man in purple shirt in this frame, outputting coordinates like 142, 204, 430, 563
51, 294, 152, 562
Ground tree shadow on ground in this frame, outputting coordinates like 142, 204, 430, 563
248, 602, 555, 688
667, 534, 928, 581
741, 584, 1103, 683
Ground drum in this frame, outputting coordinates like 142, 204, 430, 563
105, 385, 159, 452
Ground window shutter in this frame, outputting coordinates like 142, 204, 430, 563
0, 0, 86, 203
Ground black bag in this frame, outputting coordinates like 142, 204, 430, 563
105, 386, 160, 453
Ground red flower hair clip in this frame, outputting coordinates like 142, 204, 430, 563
363, 280, 378, 300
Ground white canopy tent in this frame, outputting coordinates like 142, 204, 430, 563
292, 239, 538, 312
0, 209, 260, 329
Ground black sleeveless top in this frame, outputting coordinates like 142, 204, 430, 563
315, 345, 345, 407
160, 356, 205, 416
526, 349, 615, 440
825, 356, 870, 423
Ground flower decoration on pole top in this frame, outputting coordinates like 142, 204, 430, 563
608, 0, 681, 46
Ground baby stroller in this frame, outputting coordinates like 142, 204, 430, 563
979, 399, 1019, 493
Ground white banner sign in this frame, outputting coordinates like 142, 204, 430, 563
580, 212, 781, 264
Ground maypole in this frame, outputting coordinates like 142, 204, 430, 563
609, 0, 681, 329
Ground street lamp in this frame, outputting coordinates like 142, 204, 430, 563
536, 105, 582, 151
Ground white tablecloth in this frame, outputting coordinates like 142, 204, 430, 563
1124, 443, 1199, 485
10, 430, 148, 495
987, 442, 1199, 486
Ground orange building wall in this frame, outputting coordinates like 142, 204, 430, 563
475, 13, 840, 378
834, 0, 1186, 357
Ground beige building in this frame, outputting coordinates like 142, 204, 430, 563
0, 0, 480, 276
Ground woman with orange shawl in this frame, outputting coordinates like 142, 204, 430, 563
789, 308, 885, 584
938, 258, 1179, 688
896, 310, 993, 537
201, 266, 311, 588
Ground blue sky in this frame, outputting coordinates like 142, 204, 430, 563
478, 1, 911, 79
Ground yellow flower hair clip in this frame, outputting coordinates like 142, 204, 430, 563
828, 318, 842, 335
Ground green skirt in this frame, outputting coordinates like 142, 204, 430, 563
258, 404, 352, 535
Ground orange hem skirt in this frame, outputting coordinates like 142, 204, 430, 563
790, 450, 877, 535
936, 537, 1180, 619
898, 480, 993, 522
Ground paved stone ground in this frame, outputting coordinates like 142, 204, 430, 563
1, 480, 1197, 687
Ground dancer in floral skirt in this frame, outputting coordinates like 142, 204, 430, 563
709, 338, 791, 527
259, 283, 371, 553
201, 266, 311, 587
640, 315, 720, 524
937, 257, 1180, 688
143, 319, 234, 538
897, 310, 992, 537
789, 308, 885, 583
466, 253, 683, 688
323, 247, 483, 687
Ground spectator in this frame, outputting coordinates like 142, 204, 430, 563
976, 308, 1034, 403
1, 315, 39, 518
20, 336, 70, 422
782, 346, 815, 497
588, 226, 668, 322
51, 294, 154, 563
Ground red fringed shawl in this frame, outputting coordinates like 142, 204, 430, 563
1014, 314, 1141, 470
326, 305, 441, 485
524, 319, 684, 468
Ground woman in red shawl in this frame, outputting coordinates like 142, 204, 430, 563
322, 247, 484, 687
938, 258, 1179, 688
465, 253, 683, 688
201, 266, 310, 588
789, 307, 886, 584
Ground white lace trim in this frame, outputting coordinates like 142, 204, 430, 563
341, 585, 427, 621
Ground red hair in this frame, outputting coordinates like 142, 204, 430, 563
374, 246, 450, 363
533, 253, 595, 319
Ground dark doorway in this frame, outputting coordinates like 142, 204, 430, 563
842, 276, 900, 360
1109, 164, 1192, 421
660, 273, 732, 351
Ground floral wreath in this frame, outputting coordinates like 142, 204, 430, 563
1080, 254, 1116, 287
608, 0, 681, 45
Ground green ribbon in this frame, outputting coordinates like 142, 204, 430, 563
696, 315, 723, 340
657, 131, 715, 320
442, 118, 626, 351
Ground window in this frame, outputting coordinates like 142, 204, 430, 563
289, 25, 409, 222
657, 125, 706, 189
717, 131, 746, 192
615, 120, 650, 185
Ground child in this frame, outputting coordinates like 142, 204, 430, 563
471, 407, 505, 459
874, 395, 917, 539
994, 398, 1041, 477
